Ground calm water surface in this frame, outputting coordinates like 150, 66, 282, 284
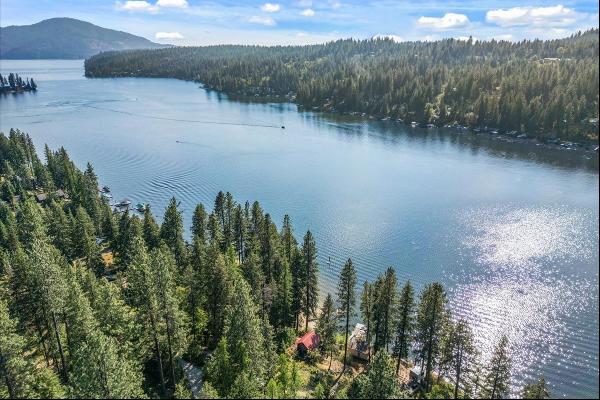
1, 60, 598, 398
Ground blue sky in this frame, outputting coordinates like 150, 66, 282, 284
1, 1, 598, 45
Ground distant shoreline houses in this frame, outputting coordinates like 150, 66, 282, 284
0, 73, 37, 94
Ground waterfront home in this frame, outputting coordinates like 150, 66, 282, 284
348, 323, 371, 361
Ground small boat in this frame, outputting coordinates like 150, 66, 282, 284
281, 126, 285, 129
136, 203, 148, 213
102, 186, 111, 193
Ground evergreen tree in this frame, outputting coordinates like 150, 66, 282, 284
360, 281, 374, 362
300, 230, 319, 331
415, 282, 448, 392
443, 319, 477, 400
0, 300, 65, 399
337, 258, 357, 370
191, 203, 208, 243
357, 350, 400, 399
206, 337, 233, 397
160, 197, 187, 267
316, 294, 337, 370
272, 257, 293, 329
151, 245, 188, 389
125, 237, 167, 394
482, 335, 511, 399
373, 268, 397, 352
142, 207, 161, 250
393, 280, 415, 374
522, 376, 550, 399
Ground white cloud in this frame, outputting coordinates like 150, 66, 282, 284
492, 34, 514, 42
248, 15, 276, 26
301, 8, 315, 17
155, 31, 184, 39
486, 5, 577, 27
329, 0, 341, 9
156, 0, 188, 8
116, 1, 159, 13
373, 34, 403, 42
261, 3, 281, 13
418, 13, 470, 30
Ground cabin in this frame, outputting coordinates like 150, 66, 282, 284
35, 193, 47, 203
348, 323, 371, 361
295, 331, 320, 357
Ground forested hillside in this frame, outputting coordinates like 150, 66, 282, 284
85, 30, 599, 142
0, 18, 167, 60
1, 129, 548, 399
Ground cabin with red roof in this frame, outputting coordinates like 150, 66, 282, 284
295, 331, 320, 357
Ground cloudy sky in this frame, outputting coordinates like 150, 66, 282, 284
1, 0, 598, 45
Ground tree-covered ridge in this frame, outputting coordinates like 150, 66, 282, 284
1, 129, 549, 399
85, 30, 599, 142
0, 18, 167, 60
0, 73, 37, 93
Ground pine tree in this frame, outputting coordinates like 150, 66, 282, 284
360, 281, 374, 362
0, 300, 65, 399
316, 294, 337, 370
393, 280, 415, 374
191, 203, 208, 243
206, 337, 233, 397
300, 230, 319, 331
290, 251, 304, 332
160, 197, 187, 267
337, 258, 357, 370
482, 335, 511, 399
272, 258, 293, 329
522, 376, 550, 399
280, 214, 297, 265
205, 246, 231, 347
443, 319, 477, 399
359, 350, 400, 399
142, 207, 161, 249
125, 237, 167, 394
151, 245, 188, 389
373, 268, 397, 352
415, 282, 448, 392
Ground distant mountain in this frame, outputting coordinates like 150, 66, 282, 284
0, 17, 168, 59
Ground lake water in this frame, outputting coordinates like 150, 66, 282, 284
1, 59, 598, 398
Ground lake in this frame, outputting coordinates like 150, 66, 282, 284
1, 59, 598, 398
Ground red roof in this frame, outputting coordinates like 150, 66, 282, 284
295, 331, 320, 350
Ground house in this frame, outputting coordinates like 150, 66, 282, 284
348, 323, 371, 361
55, 189, 69, 199
295, 331, 320, 357
35, 193, 47, 203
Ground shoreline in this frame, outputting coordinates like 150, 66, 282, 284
82, 71, 599, 155
213, 88, 600, 157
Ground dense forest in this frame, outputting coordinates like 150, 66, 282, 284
0, 73, 37, 94
85, 30, 599, 143
1, 129, 550, 399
